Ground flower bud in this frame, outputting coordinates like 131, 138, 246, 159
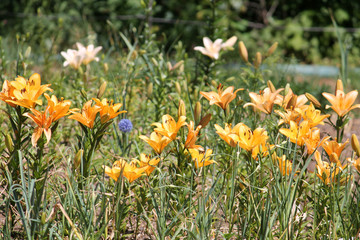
284, 83, 291, 96
5, 134, 14, 153
175, 82, 181, 95
211, 80, 218, 88
147, 82, 153, 98
267, 80, 276, 93
198, 113, 211, 128
254, 52, 262, 69
80, 89, 87, 99
167, 62, 172, 71
151, 57, 158, 67
351, 134, 360, 157
238, 41, 248, 62
335, 79, 344, 93
267, 42, 278, 56
194, 101, 201, 125
74, 149, 83, 169
97, 81, 107, 99
24, 46, 31, 58
103, 63, 109, 74
305, 93, 321, 108
41, 212, 46, 225
178, 99, 186, 118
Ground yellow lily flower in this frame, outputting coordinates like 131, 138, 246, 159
103, 159, 147, 183
275, 109, 302, 126
279, 120, 311, 146
214, 123, 242, 147
69, 100, 101, 128
152, 114, 186, 141
295, 103, 330, 128
322, 79, 360, 117
303, 128, 330, 155
244, 87, 283, 114
137, 153, 161, 176
322, 138, 349, 161
200, 84, 243, 110
230, 123, 268, 153
315, 151, 342, 185
6, 73, 53, 109
139, 132, 172, 155
184, 121, 203, 151
273, 154, 294, 176
189, 148, 216, 168
93, 98, 127, 123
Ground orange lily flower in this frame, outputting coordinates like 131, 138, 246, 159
347, 156, 360, 173
184, 121, 203, 150
275, 88, 308, 110
230, 123, 268, 153
244, 87, 283, 114
23, 108, 53, 147
103, 159, 147, 183
69, 100, 101, 128
137, 153, 161, 176
0, 80, 17, 107
279, 120, 311, 146
303, 128, 330, 155
200, 84, 243, 110
315, 151, 343, 185
152, 114, 186, 140
44, 94, 72, 121
214, 123, 243, 147
7, 73, 52, 109
322, 80, 360, 117
296, 103, 330, 128
322, 138, 349, 161
189, 148, 216, 168
93, 98, 127, 123
139, 132, 172, 155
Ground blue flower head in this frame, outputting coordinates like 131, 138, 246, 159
118, 119, 133, 133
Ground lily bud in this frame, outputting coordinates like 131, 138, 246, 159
284, 83, 291, 96
74, 149, 83, 169
24, 46, 31, 58
147, 82, 153, 98
305, 93, 321, 108
254, 52, 262, 69
80, 89, 87, 99
41, 212, 46, 225
267, 42, 278, 56
178, 99, 186, 118
175, 82, 181, 95
211, 80, 218, 88
5, 134, 14, 153
167, 62, 172, 71
97, 81, 107, 99
351, 134, 360, 157
151, 57, 158, 67
267, 80, 276, 93
238, 41, 248, 62
194, 101, 201, 125
198, 113, 212, 128
103, 63, 109, 74
335, 79, 344, 93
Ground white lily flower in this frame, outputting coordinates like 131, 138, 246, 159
60, 49, 84, 70
194, 36, 237, 60
76, 43, 102, 65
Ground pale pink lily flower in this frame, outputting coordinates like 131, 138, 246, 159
194, 36, 237, 59
60, 49, 84, 70
76, 43, 102, 65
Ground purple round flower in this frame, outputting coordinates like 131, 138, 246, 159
118, 119, 133, 133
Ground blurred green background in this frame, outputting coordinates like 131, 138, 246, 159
0, 0, 359, 65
